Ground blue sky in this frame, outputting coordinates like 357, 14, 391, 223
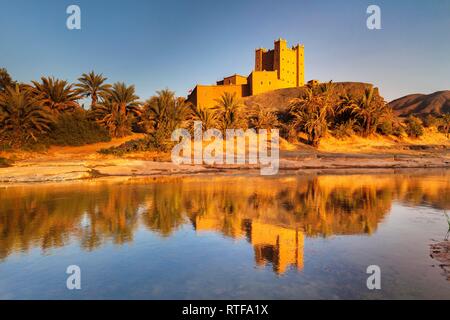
0, 0, 449, 101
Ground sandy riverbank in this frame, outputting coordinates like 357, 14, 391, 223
0, 133, 449, 184
0, 153, 449, 184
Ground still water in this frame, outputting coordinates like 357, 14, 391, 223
0, 171, 449, 299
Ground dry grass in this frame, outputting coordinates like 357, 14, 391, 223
318, 128, 449, 154
1, 129, 448, 164
0, 133, 145, 162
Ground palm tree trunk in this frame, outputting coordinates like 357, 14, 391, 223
365, 115, 371, 136
91, 93, 97, 110
120, 103, 126, 117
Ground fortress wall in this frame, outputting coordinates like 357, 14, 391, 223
248, 70, 280, 95
189, 84, 250, 108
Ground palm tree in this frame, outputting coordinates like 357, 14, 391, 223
141, 89, 189, 148
108, 82, 140, 114
75, 71, 111, 110
31, 77, 81, 114
346, 86, 386, 137
143, 89, 188, 132
189, 104, 218, 130
288, 83, 334, 147
0, 84, 54, 147
94, 82, 141, 138
0, 68, 15, 92
94, 100, 130, 138
214, 92, 244, 132
248, 103, 279, 129
291, 102, 330, 147
336, 94, 356, 120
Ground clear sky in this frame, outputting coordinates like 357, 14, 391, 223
1, 0, 449, 101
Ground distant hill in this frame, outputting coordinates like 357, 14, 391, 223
243, 82, 378, 112
389, 90, 450, 116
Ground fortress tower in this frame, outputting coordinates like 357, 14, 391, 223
252, 38, 305, 94
187, 38, 305, 108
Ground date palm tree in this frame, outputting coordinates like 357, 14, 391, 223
75, 71, 111, 110
214, 92, 244, 132
288, 83, 334, 147
94, 82, 141, 138
0, 84, 54, 147
0, 68, 15, 92
346, 86, 387, 137
107, 82, 140, 115
143, 89, 188, 132
189, 104, 218, 130
31, 77, 81, 115
248, 103, 279, 130
141, 89, 189, 149
94, 100, 130, 138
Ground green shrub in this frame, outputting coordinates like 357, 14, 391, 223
0, 136, 48, 151
333, 120, 355, 139
0, 157, 12, 167
99, 133, 174, 156
392, 124, 406, 137
423, 114, 441, 128
439, 114, 450, 136
377, 120, 393, 135
42, 111, 111, 146
404, 116, 424, 138
99, 137, 149, 156
0, 143, 11, 151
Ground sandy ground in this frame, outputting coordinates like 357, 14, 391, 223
0, 132, 449, 184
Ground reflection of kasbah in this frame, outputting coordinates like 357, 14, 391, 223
194, 216, 304, 274
251, 222, 304, 274
187, 38, 305, 108
1, 173, 450, 263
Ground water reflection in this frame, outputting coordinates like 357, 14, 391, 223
1, 171, 449, 275
445, 212, 450, 241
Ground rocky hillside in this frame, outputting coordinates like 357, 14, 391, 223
243, 82, 379, 112
389, 90, 450, 116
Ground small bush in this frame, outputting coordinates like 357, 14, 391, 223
0, 157, 12, 167
438, 114, 450, 136
423, 114, 441, 128
42, 111, 111, 146
392, 124, 406, 137
0, 143, 11, 151
333, 121, 355, 139
99, 133, 175, 156
404, 116, 424, 138
0, 137, 48, 151
99, 137, 151, 156
377, 120, 393, 135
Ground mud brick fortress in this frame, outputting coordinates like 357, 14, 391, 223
187, 38, 305, 108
